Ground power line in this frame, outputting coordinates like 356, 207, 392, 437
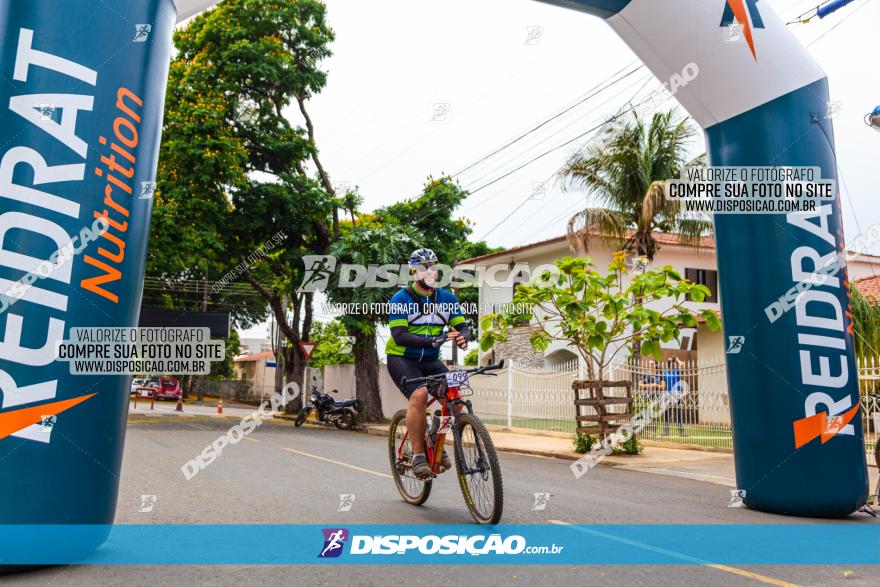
459, 70, 656, 205
451, 62, 644, 179
805, 0, 874, 45
475, 90, 659, 242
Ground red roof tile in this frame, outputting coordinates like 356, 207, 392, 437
854, 275, 880, 304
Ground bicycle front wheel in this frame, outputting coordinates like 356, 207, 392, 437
453, 414, 503, 524
388, 409, 432, 506
294, 408, 310, 427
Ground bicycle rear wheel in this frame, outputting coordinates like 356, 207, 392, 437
388, 409, 432, 506
453, 414, 503, 524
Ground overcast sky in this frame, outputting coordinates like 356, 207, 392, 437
241, 0, 880, 339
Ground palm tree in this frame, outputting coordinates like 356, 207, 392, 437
559, 109, 711, 260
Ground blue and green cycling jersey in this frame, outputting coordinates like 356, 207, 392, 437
385, 287, 467, 361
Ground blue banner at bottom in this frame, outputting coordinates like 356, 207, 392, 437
0, 524, 877, 565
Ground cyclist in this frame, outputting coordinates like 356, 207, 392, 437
386, 248, 470, 479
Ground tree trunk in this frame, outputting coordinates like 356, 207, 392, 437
353, 330, 383, 421
284, 345, 306, 413
195, 375, 205, 402
181, 374, 192, 399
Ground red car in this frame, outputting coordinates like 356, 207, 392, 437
152, 377, 182, 401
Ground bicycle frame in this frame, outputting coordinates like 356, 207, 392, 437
396, 384, 473, 475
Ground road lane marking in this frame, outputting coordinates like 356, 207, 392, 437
548, 520, 800, 587
186, 423, 210, 430
282, 447, 392, 479
705, 564, 801, 587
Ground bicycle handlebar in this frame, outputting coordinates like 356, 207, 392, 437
401, 360, 506, 388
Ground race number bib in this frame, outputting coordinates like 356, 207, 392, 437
445, 371, 469, 387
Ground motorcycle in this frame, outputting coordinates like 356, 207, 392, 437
294, 386, 360, 430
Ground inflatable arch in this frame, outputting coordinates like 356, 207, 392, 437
0, 0, 866, 538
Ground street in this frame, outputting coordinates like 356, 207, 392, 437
4, 416, 877, 586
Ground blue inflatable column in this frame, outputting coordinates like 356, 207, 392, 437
0, 0, 187, 554
538, 0, 868, 516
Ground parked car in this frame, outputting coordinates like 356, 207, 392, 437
154, 377, 182, 401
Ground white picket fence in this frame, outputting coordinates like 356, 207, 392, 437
466, 354, 880, 464
467, 360, 579, 433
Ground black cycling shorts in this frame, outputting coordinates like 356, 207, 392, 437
387, 355, 448, 399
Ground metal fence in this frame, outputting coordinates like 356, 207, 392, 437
613, 358, 732, 450
466, 354, 880, 464
860, 355, 880, 465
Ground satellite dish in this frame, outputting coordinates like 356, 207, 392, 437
867, 106, 880, 132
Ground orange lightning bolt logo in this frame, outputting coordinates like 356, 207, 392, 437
0, 394, 95, 441
726, 0, 758, 61
793, 403, 860, 449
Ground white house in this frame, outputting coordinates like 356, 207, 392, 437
458, 230, 880, 371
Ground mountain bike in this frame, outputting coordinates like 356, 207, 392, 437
388, 361, 505, 524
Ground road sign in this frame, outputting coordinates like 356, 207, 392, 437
299, 341, 318, 361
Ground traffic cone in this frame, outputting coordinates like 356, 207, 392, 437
217, 399, 223, 415
175, 395, 184, 412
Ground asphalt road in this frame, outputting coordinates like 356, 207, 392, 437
5, 417, 878, 586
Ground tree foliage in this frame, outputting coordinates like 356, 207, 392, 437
308, 321, 355, 369
560, 109, 710, 260
151, 0, 339, 396
850, 285, 880, 357
480, 252, 721, 380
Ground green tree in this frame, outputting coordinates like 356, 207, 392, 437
560, 109, 710, 260
480, 252, 721, 381
326, 222, 421, 420
850, 285, 880, 357
374, 176, 498, 345
153, 0, 340, 404
309, 321, 355, 369
463, 349, 478, 366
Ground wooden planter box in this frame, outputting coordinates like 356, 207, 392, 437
572, 379, 634, 438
